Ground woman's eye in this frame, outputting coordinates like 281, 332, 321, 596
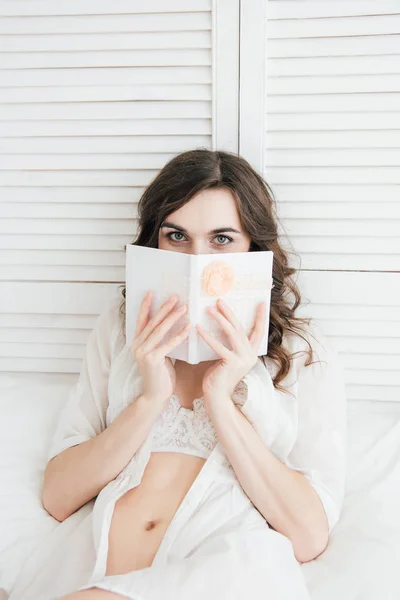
215, 235, 231, 245
168, 232, 185, 242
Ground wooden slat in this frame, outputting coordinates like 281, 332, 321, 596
0, 0, 212, 17
317, 321, 400, 339
266, 149, 400, 167
267, 93, 400, 112
0, 234, 131, 251
267, 113, 400, 131
271, 184, 400, 203
0, 282, 120, 313
0, 218, 134, 235
343, 354, 399, 372
269, 1, 400, 20
1, 31, 211, 53
268, 13, 400, 38
268, 55, 400, 78
289, 254, 400, 272
2, 49, 211, 70
1, 101, 211, 120
268, 74, 400, 95
0, 328, 88, 345
0, 187, 143, 204
1, 136, 210, 154
0, 203, 135, 218
297, 271, 400, 306
323, 337, 399, 356
2, 66, 212, 87
0, 12, 211, 34
267, 34, 400, 58
281, 219, 399, 237
303, 303, 400, 322
0, 170, 160, 186
0, 249, 125, 266
2, 154, 180, 171
0, 266, 125, 281
278, 202, 399, 220
1, 87, 211, 105
2, 343, 84, 360
0, 313, 98, 330
345, 386, 399, 403
265, 166, 400, 184
0, 358, 83, 373
265, 131, 400, 148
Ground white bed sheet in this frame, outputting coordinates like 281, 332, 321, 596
0, 372, 399, 599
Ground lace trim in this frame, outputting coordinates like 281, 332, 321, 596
231, 379, 248, 406
151, 395, 219, 459
150, 378, 248, 460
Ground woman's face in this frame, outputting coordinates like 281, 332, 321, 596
158, 188, 252, 254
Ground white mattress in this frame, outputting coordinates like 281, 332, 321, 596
1, 372, 400, 599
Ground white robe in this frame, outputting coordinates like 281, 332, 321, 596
8, 299, 347, 600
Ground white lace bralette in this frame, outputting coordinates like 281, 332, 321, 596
150, 381, 248, 460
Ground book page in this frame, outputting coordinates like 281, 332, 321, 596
125, 245, 190, 361
192, 250, 274, 363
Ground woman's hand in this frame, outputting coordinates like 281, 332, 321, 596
130, 291, 190, 406
197, 298, 267, 408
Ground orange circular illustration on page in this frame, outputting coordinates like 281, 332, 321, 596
201, 261, 235, 296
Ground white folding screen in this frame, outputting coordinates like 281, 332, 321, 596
240, 0, 400, 402
3, 0, 398, 404
0, 0, 239, 374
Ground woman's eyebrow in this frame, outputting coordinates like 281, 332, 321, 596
160, 222, 242, 235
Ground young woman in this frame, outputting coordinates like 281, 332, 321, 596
10, 149, 346, 600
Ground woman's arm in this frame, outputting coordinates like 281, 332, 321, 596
42, 303, 163, 521
208, 324, 347, 563
43, 392, 162, 522
209, 398, 329, 563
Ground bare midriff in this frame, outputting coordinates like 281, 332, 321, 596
105, 450, 206, 576
106, 359, 215, 576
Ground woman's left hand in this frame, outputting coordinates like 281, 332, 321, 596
197, 298, 267, 408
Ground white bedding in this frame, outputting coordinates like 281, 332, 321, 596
1, 372, 399, 599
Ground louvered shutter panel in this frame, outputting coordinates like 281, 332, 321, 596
240, 0, 400, 402
0, 0, 239, 373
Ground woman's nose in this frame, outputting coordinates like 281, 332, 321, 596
191, 244, 211, 255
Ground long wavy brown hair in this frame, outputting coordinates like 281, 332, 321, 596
118, 148, 315, 394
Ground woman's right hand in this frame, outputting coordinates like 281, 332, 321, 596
130, 291, 190, 406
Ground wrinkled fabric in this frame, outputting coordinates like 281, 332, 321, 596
9, 298, 347, 600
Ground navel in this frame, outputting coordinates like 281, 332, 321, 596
144, 519, 159, 531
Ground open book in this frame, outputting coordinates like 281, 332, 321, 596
125, 244, 274, 364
